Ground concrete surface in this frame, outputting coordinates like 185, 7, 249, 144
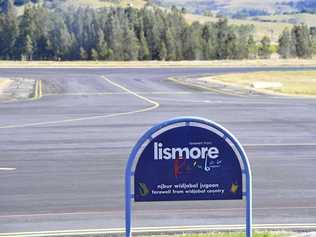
0, 67, 315, 234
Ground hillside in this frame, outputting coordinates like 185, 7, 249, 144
3, 0, 315, 15
63, 0, 147, 9
3, 0, 316, 15
249, 13, 316, 27
184, 13, 292, 42
152, 0, 301, 15
0, 0, 149, 10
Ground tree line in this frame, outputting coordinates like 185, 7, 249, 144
0, 0, 315, 61
278, 25, 316, 59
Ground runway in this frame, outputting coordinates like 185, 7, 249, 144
0, 67, 316, 234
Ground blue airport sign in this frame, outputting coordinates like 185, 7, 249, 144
125, 117, 252, 237
134, 125, 242, 202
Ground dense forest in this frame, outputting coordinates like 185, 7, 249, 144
0, 0, 315, 61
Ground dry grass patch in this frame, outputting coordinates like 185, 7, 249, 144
0, 79, 11, 86
204, 71, 316, 96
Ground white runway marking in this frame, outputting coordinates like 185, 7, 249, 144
150, 96, 287, 105
0, 167, 16, 171
102, 76, 159, 107
2, 223, 316, 236
1, 205, 316, 219
0, 77, 159, 129
44, 91, 192, 96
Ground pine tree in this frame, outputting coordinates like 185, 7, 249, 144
96, 29, 109, 60
138, 29, 150, 60
122, 22, 139, 60
143, 9, 160, 59
80, 47, 88, 60
182, 27, 194, 60
164, 28, 176, 61
292, 24, 313, 58
311, 27, 316, 55
91, 48, 99, 60
235, 25, 254, 59
36, 35, 52, 60
32, 7, 53, 60
182, 23, 203, 60
201, 24, 216, 60
278, 28, 293, 59
167, 8, 186, 60
246, 35, 257, 59
158, 41, 167, 60
108, 14, 124, 60
0, 0, 18, 59
215, 18, 230, 59
226, 32, 238, 59
258, 36, 272, 59
22, 34, 33, 60
16, 6, 37, 59
0, 5, 263, 61
49, 16, 73, 60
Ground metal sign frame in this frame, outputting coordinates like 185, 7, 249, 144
125, 117, 252, 237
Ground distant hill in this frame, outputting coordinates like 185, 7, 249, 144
60, 0, 148, 9
2, 0, 316, 15
152, 0, 316, 16
1, 0, 148, 10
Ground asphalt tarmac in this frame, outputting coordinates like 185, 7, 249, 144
0, 67, 316, 234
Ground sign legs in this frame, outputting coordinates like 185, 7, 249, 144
125, 169, 132, 237
246, 172, 253, 237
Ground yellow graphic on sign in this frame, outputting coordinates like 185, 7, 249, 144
230, 183, 239, 193
138, 182, 150, 197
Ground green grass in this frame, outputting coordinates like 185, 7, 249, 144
145, 232, 291, 237
202, 70, 316, 96
1, 59, 316, 68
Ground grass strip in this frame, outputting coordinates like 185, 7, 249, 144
1, 60, 316, 68
144, 232, 292, 237
201, 71, 316, 96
